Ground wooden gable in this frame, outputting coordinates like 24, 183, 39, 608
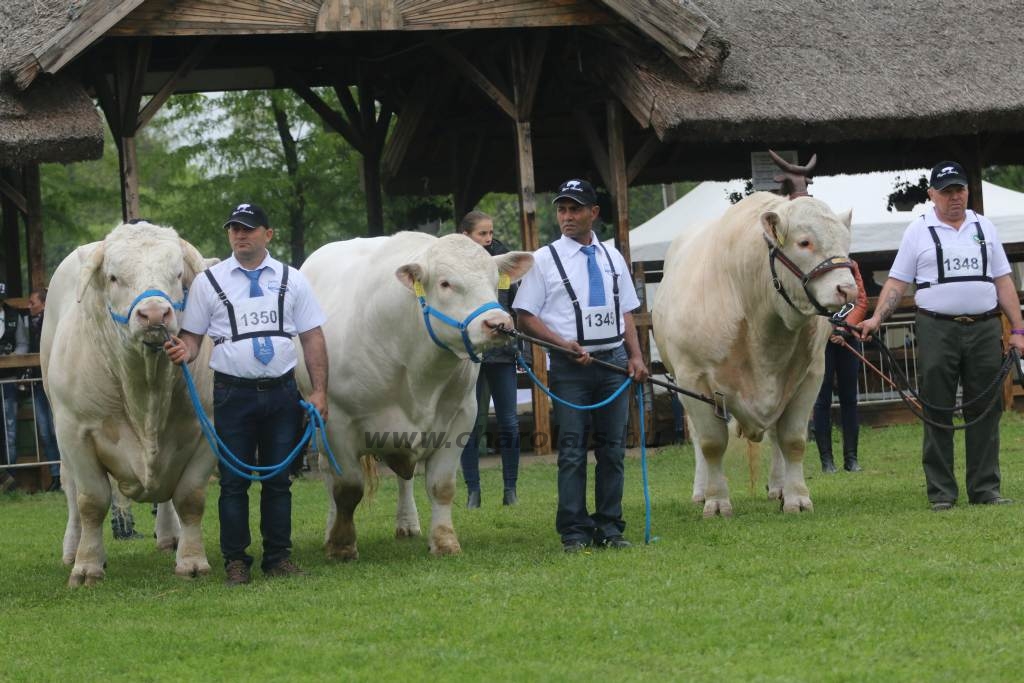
106, 0, 616, 36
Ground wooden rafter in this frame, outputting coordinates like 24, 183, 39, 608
137, 38, 217, 131
430, 38, 515, 120
0, 176, 28, 216
293, 85, 365, 152
626, 134, 662, 185
572, 109, 611, 189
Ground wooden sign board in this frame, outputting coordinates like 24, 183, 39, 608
751, 150, 797, 191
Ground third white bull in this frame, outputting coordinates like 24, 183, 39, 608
653, 192, 857, 516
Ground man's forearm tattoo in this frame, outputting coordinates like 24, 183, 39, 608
877, 290, 901, 322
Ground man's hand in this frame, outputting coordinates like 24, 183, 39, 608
306, 389, 329, 421
566, 341, 591, 365
164, 335, 189, 365
854, 316, 881, 341
627, 356, 649, 383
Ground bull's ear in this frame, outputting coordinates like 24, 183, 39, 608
494, 252, 534, 283
76, 243, 105, 303
395, 263, 424, 290
760, 211, 784, 246
839, 208, 853, 229
179, 239, 208, 287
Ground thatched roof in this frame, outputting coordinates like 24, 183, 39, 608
599, 0, 1024, 157
0, 1, 104, 167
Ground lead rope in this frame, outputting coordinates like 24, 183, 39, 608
164, 332, 342, 481
516, 353, 657, 544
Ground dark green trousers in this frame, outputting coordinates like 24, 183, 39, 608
916, 313, 1004, 504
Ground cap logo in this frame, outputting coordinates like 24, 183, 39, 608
937, 166, 958, 178
562, 180, 583, 191
234, 203, 255, 215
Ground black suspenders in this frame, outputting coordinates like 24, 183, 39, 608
916, 221, 991, 289
204, 264, 292, 342
547, 242, 623, 347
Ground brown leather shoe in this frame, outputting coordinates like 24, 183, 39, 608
264, 558, 307, 578
224, 560, 251, 586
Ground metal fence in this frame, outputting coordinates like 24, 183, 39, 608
1, 375, 59, 474
853, 318, 919, 405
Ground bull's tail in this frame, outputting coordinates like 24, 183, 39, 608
359, 455, 379, 505
746, 440, 760, 496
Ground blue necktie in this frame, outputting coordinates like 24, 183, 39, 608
580, 244, 606, 307
244, 268, 274, 365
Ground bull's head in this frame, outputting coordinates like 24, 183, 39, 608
761, 198, 858, 319
77, 222, 209, 345
395, 234, 533, 361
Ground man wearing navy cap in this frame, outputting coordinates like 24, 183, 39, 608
514, 179, 648, 552
860, 162, 1024, 511
164, 202, 329, 585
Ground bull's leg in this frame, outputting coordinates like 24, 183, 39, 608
170, 458, 211, 578
423, 451, 461, 556
61, 472, 81, 565
767, 433, 786, 500
323, 462, 363, 562
775, 423, 813, 514
395, 475, 422, 538
67, 457, 112, 587
687, 405, 732, 517
154, 501, 181, 552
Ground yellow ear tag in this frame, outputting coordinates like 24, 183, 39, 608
498, 273, 511, 290
413, 282, 426, 297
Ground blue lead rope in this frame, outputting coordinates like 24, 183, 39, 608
515, 353, 656, 544
178, 361, 342, 482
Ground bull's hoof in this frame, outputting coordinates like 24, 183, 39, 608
62, 553, 75, 566
395, 525, 421, 539
702, 499, 733, 518
156, 537, 179, 553
782, 496, 814, 513
691, 492, 705, 504
174, 559, 211, 579
325, 543, 359, 562
429, 526, 461, 556
68, 567, 104, 588
767, 486, 783, 501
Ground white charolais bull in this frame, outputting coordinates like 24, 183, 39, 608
653, 192, 857, 516
41, 222, 215, 585
299, 232, 532, 558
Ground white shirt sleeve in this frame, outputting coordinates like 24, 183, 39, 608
14, 315, 29, 354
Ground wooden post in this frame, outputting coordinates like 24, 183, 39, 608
606, 100, 630, 264
120, 136, 141, 221
360, 76, 385, 237
2, 168, 23, 295
22, 165, 44, 290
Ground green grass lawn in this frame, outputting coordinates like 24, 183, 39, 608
4, 416, 1024, 682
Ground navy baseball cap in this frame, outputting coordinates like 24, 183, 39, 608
552, 179, 597, 206
929, 161, 968, 190
223, 203, 270, 230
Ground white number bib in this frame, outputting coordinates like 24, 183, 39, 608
581, 305, 618, 343
234, 296, 279, 333
942, 244, 985, 278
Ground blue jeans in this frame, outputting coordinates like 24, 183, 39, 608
32, 388, 61, 476
549, 345, 630, 544
1, 382, 17, 467
461, 362, 520, 493
214, 374, 302, 571
812, 339, 861, 462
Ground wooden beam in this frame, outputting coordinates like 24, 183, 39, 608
22, 165, 44, 291
431, 38, 516, 120
2, 169, 24, 296
120, 137, 141, 221
359, 76, 385, 237
293, 85, 364, 152
573, 109, 611, 190
0, 176, 28, 215
381, 81, 431, 180
136, 38, 217, 132
13, 0, 147, 89
607, 100, 630, 265
627, 135, 663, 185
451, 131, 485, 220
511, 32, 548, 122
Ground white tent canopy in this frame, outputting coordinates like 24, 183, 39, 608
628, 171, 1024, 263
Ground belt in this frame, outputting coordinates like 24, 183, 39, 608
214, 369, 294, 391
917, 308, 1001, 325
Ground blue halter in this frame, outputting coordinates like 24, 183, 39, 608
108, 288, 186, 325
413, 281, 503, 363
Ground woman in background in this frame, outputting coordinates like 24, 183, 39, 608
459, 211, 521, 507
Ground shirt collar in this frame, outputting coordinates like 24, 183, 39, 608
555, 232, 598, 256
926, 206, 978, 230
226, 253, 282, 275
